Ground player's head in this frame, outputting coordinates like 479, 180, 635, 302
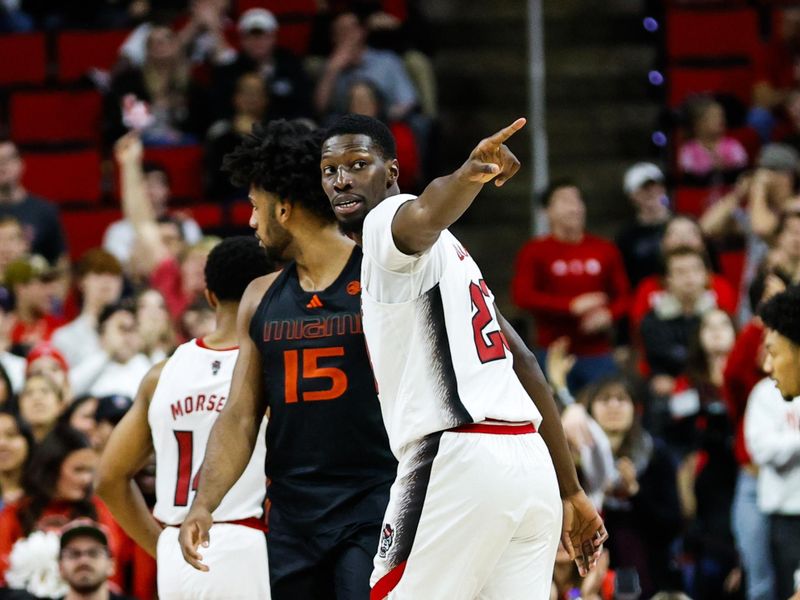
223, 120, 334, 261
59, 520, 114, 595
759, 285, 800, 400
204, 236, 276, 307
321, 114, 399, 235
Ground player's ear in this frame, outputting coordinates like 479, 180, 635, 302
276, 199, 292, 223
386, 159, 399, 188
204, 289, 217, 309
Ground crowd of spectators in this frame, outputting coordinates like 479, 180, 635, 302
0, 1, 435, 598
511, 7, 800, 596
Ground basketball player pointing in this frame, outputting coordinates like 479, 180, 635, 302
320, 114, 607, 599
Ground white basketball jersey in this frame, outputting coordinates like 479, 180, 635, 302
149, 339, 267, 525
360, 194, 543, 456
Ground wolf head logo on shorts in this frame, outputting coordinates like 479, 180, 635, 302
379, 523, 394, 558
212, 360, 221, 376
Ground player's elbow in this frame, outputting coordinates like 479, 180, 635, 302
94, 464, 126, 502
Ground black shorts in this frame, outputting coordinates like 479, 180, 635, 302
267, 520, 380, 600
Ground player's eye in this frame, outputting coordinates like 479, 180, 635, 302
322, 166, 335, 175
353, 161, 366, 170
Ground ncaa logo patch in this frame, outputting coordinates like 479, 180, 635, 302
211, 360, 221, 376
379, 523, 394, 558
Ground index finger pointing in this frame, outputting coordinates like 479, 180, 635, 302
487, 117, 527, 144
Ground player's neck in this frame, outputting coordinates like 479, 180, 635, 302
293, 225, 355, 292
200, 307, 238, 349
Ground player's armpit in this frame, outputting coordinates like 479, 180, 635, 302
96, 361, 164, 557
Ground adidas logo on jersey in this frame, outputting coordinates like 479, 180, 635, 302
306, 294, 324, 309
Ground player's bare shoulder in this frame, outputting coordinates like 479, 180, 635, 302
139, 359, 168, 406
239, 270, 282, 322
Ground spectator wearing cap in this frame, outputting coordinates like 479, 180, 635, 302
69, 303, 150, 401
5, 256, 65, 357
0, 140, 68, 268
512, 179, 630, 393
744, 286, 800, 599
92, 396, 132, 454
210, 8, 312, 121
57, 520, 135, 600
615, 162, 671, 288
51, 251, 124, 371
314, 10, 418, 122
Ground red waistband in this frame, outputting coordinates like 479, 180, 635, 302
449, 420, 536, 435
161, 516, 268, 533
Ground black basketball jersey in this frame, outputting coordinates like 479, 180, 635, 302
249, 246, 395, 533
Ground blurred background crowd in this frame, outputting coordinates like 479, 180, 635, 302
0, 0, 798, 599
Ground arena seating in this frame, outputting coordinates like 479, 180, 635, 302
56, 29, 130, 82
21, 150, 103, 204
10, 90, 103, 144
0, 33, 47, 85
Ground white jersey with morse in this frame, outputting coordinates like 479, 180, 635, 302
360, 194, 543, 456
149, 339, 267, 525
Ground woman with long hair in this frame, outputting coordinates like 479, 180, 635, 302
0, 425, 125, 585
583, 376, 683, 598
0, 409, 34, 508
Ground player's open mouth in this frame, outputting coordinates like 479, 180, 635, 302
333, 195, 364, 216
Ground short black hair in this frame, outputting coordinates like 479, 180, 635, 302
541, 177, 580, 207
205, 236, 277, 301
324, 113, 397, 160
223, 120, 334, 222
760, 285, 800, 346
98, 299, 136, 331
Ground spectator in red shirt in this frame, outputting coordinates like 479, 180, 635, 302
4, 256, 65, 357
512, 178, 630, 393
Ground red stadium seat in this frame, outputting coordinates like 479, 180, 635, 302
277, 22, 313, 55
61, 208, 122, 260
10, 90, 103, 144
666, 8, 760, 60
57, 29, 129, 82
231, 199, 253, 226
21, 150, 103, 204
0, 33, 47, 86
674, 186, 713, 217
186, 203, 223, 229
668, 65, 754, 107
114, 145, 205, 201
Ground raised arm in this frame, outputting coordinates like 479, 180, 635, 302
495, 307, 607, 576
96, 362, 164, 557
178, 274, 275, 571
114, 132, 169, 274
391, 118, 525, 255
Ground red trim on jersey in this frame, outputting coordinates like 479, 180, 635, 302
371, 560, 407, 600
195, 338, 239, 352
450, 421, 536, 435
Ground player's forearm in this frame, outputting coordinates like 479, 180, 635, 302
97, 479, 162, 557
497, 311, 582, 497
191, 407, 259, 513
394, 168, 484, 254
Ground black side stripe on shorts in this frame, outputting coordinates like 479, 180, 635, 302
418, 283, 473, 426
382, 431, 443, 574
